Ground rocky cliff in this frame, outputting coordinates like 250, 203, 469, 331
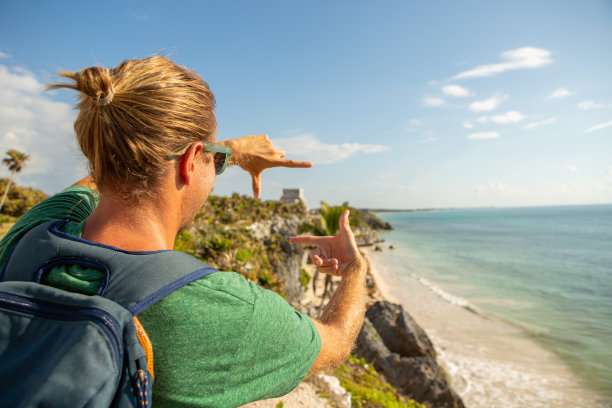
248, 216, 307, 304
355, 301, 465, 408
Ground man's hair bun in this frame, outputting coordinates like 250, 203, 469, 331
74, 67, 115, 106
47, 56, 216, 202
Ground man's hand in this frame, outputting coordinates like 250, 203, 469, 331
289, 210, 363, 277
220, 135, 312, 199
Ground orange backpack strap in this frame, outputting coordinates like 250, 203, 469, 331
133, 316, 154, 379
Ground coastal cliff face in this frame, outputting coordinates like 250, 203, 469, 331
355, 302, 465, 408
248, 216, 307, 304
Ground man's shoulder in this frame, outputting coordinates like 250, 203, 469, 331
0, 186, 100, 269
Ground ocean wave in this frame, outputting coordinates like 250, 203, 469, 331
435, 340, 598, 408
411, 274, 482, 315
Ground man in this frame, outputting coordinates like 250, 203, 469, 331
0, 56, 366, 407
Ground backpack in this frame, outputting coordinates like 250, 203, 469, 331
0, 220, 218, 408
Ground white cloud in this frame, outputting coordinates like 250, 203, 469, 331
442, 84, 471, 97
462, 121, 474, 129
454, 47, 553, 79
0, 63, 83, 193
469, 94, 507, 112
422, 96, 445, 107
524, 117, 557, 129
577, 100, 610, 110
490, 111, 526, 124
548, 88, 572, 99
273, 133, 390, 165
468, 132, 500, 140
0, 51, 10, 59
585, 119, 612, 133
565, 165, 578, 172
476, 116, 489, 123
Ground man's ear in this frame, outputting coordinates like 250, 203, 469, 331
179, 142, 204, 185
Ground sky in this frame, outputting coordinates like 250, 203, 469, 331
0, 0, 611, 209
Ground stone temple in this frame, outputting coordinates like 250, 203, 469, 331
281, 188, 308, 211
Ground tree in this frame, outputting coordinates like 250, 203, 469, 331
298, 201, 349, 316
0, 149, 30, 212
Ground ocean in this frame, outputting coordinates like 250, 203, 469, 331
375, 204, 612, 405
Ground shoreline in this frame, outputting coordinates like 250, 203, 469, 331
361, 246, 608, 408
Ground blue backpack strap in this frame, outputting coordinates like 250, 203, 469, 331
0, 220, 217, 315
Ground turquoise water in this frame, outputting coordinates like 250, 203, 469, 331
377, 204, 612, 400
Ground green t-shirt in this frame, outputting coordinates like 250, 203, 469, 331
0, 186, 321, 408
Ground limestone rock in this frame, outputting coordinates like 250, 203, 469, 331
248, 216, 306, 304
353, 226, 385, 247
385, 354, 464, 408
366, 300, 436, 360
355, 310, 465, 408
362, 211, 393, 230
312, 374, 351, 408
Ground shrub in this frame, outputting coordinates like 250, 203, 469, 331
236, 247, 254, 263
0, 178, 48, 217
208, 236, 234, 251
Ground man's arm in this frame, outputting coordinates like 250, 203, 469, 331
290, 210, 367, 375
309, 259, 366, 374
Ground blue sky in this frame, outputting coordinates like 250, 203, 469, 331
1, 0, 611, 209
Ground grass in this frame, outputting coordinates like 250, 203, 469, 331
333, 356, 428, 408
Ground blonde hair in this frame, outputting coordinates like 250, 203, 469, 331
48, 56, 216, 201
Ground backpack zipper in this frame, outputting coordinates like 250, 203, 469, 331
133, 367, 150, 408
0, 291, 123, 370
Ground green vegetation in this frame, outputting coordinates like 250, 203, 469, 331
333, 356, 427, 408
0, 178, 48, 217
0, 149, 30, 212
299, 268, 311, 291
204, 193, 306, 225
299, 201, 391, 235
298, 201, 349, 236
173, 193, 307, 293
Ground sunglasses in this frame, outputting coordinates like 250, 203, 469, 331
168, 142, 232, 175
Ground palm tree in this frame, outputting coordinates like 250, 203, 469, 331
298, 201, 349, 316
0, 149, 30, 212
